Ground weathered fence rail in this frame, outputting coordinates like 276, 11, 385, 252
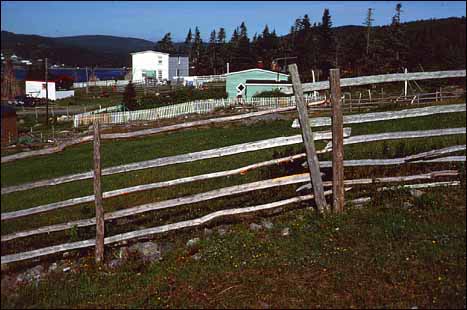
281, 70, 466, 94
4, 125, 464, 196
1, 170, 458, 263
3, 145, 464, 222
1, 102, 325, 164
1, 128, 351, 195
291, 103, 466, 128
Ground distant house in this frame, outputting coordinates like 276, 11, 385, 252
1, 105, 17, 145
25, 80, 56, 100
168, 55, 189, 83
225, 69, 289, 99
131, 50, 169, 83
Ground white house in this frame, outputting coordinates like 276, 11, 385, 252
26, 81, 56, 100
131, 50, 169, 83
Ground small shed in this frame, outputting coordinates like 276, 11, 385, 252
225, 69, 289, 99
1, 105, 18, 145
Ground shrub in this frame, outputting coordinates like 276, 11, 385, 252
123, 81, 138, 110
138, 86, 227, 109
253, 89, 291, 98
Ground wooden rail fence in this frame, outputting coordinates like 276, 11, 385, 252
1, 68, 465, 265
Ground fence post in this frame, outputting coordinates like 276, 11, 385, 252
330, 69, 344, 213
93, 121, 104, 264
404, 68, 408, 98
288, 64, 329, 212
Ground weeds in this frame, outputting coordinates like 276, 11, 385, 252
68, 224, 79, 242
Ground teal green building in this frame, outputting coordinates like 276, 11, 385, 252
225, 69, 290, 99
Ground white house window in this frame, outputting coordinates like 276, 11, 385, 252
236, 83, 245, 93
158, 59, 163, 64
158, 70, 163, 80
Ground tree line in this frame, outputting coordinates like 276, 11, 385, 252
154, 4, 465, 80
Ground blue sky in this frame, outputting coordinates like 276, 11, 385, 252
1, 1, 465, 42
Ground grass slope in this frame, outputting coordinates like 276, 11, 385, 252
2, 186, 465, 308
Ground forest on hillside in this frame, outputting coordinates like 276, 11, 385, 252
156, 4, 466, 80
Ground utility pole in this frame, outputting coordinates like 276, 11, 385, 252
365, 8, 374, 56
45, 57, 49, 127
85, 66, 89, 94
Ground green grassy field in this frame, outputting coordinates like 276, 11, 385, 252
1, 103, 465, 308
2, 185, 465, 309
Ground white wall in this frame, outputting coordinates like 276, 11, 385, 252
132, 51, 169, 82
25, 81, 56, 101
56, 90, 75, 100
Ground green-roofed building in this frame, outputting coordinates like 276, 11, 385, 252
225, 69, 290, 99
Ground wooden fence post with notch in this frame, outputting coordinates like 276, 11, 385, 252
288, 64, 329, 212
330, 69, 345, 213
93, 121, 104, 264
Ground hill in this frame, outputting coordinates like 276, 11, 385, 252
1, 31, 155, 67
57, 35, 154, 55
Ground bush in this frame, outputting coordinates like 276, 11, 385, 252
138, 86, 227, 109
123, 81, 138, 110
253, 89, 291, 98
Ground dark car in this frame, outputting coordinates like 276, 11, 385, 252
14, 95, 43, 107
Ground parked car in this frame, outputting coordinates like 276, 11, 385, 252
14, 95, 43, 107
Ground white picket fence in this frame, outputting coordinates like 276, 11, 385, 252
73, 95, 323, 127
73, 80, 130, 88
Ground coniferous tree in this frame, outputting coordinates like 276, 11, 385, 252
384, 3, 409, 72
208, 30, 217, 74
155, 33, 176, 54
318, 8, 335, 76
364, 8, 374, 56
184, 28, 193, 56
217, 28, 227, 73
191, 27, 204, 75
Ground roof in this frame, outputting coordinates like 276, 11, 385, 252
245, 79, 291, 85
169, 54, 189, 58
26, 80, 56, 83
1, 105, 17, 117
130, 50, 170, 56
225, 68, 289, 77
